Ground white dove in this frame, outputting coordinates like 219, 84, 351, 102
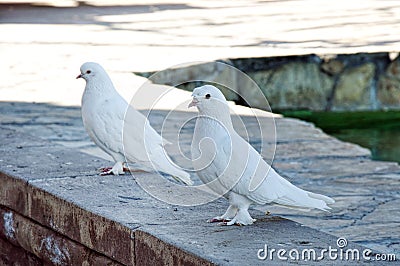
77, 62, 192, 185
189, 85, 334, 225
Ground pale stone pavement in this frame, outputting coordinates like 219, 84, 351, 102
1, 0, 400, 105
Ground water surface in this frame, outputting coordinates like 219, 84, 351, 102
282, 111, 400, 164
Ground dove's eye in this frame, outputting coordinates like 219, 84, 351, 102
86, 70, 91, 74
205, 94, 211, 99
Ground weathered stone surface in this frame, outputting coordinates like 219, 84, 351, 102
0, 156, 135, 265
29, 189, 135, 265
135, 231, 214, 266
273, 118, 331, 142
2, 139, 382, 265
274, 137, 371, 160
134, 53, 400, 112
0, 237, 42, 266
0, 173, 30, 216
321, 59, 345, 75
249, 62, 333, 110
1, 102, 399, 263
274, 157, 400, 179
378, 56, 400, 107
361, 198, 400, 224
332, 63, 376, 110
0, 207, 123, 266
137, 61, 240, 102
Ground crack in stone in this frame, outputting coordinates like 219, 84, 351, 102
349, 197, 395, 226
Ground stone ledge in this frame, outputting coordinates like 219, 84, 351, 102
0, 206, 122, 265
0, 125, 394, 265
135, 53, 400, 111
0, 169, 133, 265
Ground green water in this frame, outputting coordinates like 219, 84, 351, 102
282, 110, 400, 164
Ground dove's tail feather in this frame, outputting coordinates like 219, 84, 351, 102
308, 191, 335, 205
274, 190, 335, 211
272, 193, 333, 212
152, 157, 193, 186
271, 186, 335, 212
250, 168, 335, 212
270, 178, 334, 211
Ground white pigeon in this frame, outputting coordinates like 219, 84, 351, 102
189, 85, 334, 225
77, 62, 192, 185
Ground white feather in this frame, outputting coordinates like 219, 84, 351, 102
79, 62, 192, 185
190, 85, 334, 225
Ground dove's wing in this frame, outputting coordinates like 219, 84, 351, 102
123, 106, 193, 185
224, 133, 334, 211
123, 106, 161, 164
82, 93, 127, 161
192, 121, 232, 194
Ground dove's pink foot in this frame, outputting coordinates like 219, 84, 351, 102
207, 205, 238, 224
220, 211, 256, 226
99, 167, 112, 172
207, 217, 230, 223
219, 221, 244, 226
98, 166, 146, 175
97, 162, 125, 175
99, 167, 120, 176
99, 167, 113, 176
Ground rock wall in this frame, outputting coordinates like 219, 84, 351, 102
136, 53, 400, 111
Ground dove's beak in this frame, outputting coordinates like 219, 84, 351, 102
76, 74, 82, 79
188, 98, 199, 108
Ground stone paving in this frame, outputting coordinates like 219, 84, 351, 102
1, 0, 400, 105
3, 125, 390, 265
1, 101, 399, 258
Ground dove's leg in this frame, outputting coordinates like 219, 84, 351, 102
100, 162, 125, 176
99, 153, 127, 175
100, 166, 145, 174
223, 193, 256, 226
121, 163, 147, 173
99, 167, 113, 173
207, 205, 238, 223
225, 208, 256, 226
